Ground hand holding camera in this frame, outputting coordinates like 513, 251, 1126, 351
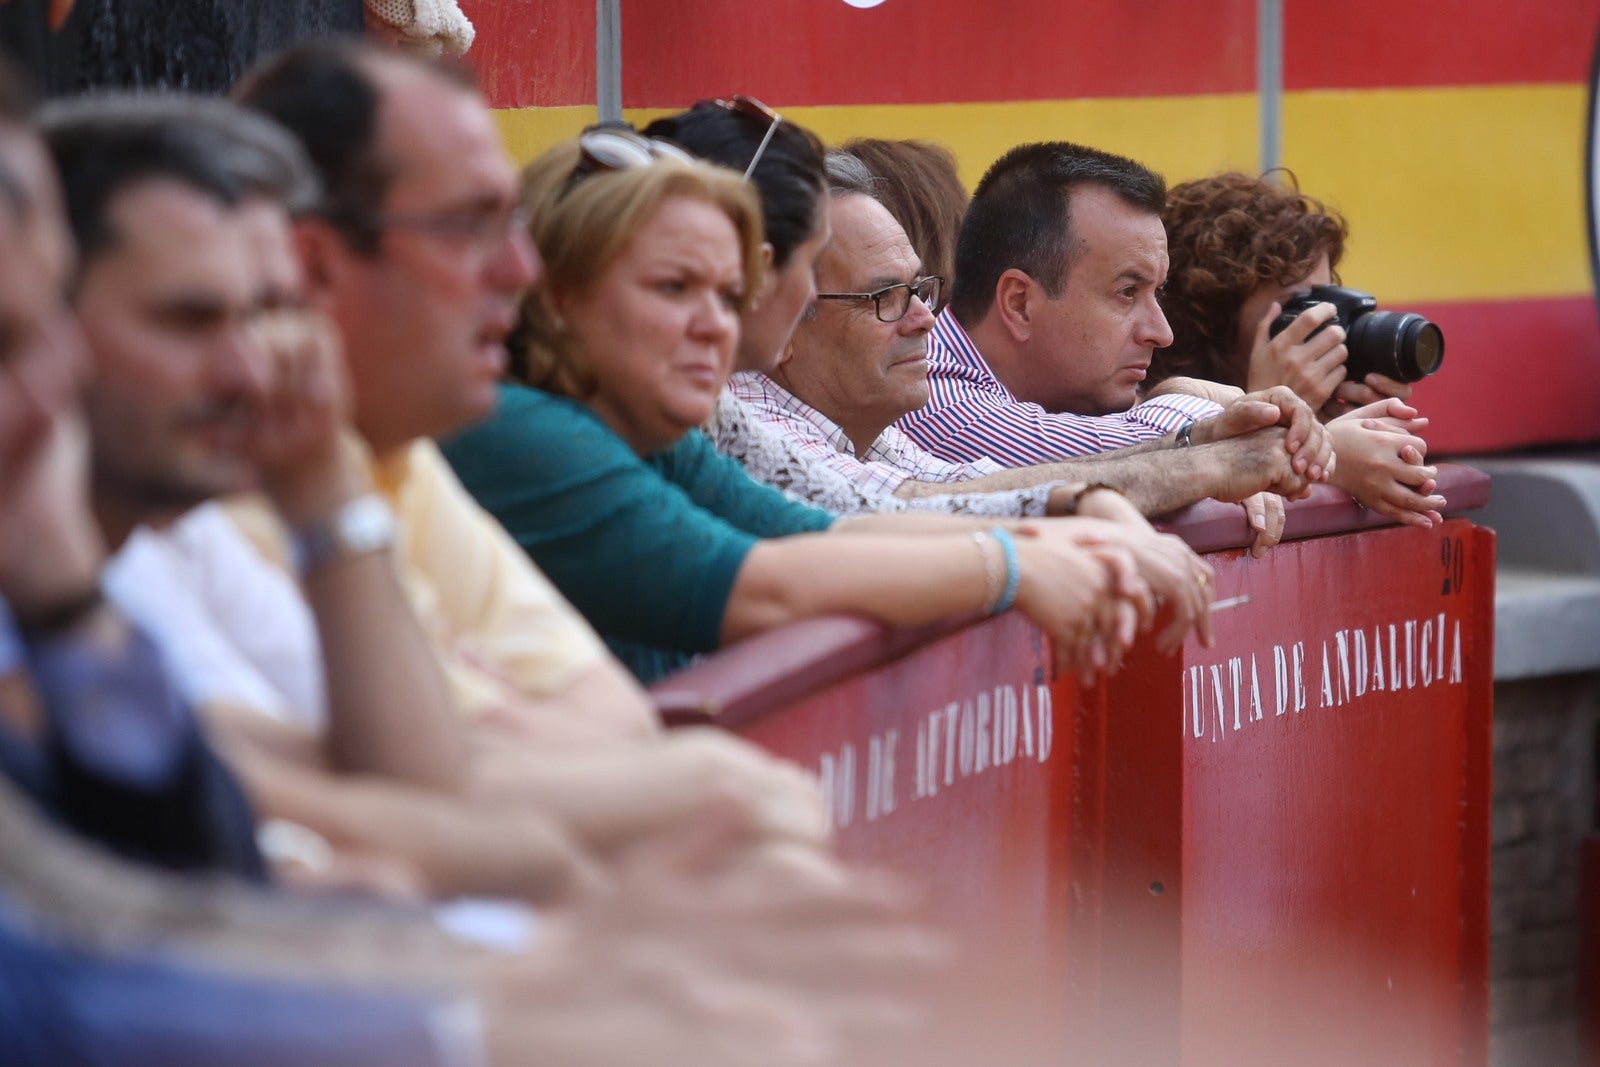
1269, 285, 1444, 383
1247, 297, 1349, 409
1250, 284, 1443, 417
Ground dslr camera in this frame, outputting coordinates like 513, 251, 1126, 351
1268, 285, 1444, 384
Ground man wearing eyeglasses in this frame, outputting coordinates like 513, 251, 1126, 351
235, 42, 850, 853
733, 163, 1076, 516
234, 41, 664, 741
735, 153, 1330, 538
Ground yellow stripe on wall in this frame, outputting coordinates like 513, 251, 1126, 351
494, 83, 1589, 305
1283, 84, 1588, 303
491, 105, 598, 169
771, 96, 1260, 193
492, 97, 1260, 186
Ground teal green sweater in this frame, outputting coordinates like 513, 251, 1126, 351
442, 384, 835, 683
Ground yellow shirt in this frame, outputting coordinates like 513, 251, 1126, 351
229, 438, 607, 720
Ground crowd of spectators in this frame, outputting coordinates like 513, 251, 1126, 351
0, 20, 1446, 1065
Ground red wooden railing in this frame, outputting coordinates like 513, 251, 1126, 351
653, 465, 1495, 1067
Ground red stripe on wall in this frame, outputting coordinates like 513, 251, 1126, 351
459, 0, 596, 109
463, 0, 1256, 110
1410, 295, 1600, 455
461, 2, 1596, 111
1284, 1, 1599, 90
616, 0, 1256, 107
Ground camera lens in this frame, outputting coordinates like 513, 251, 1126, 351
1346, 311, 1445, 383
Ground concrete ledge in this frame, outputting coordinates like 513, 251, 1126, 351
1461, 454, 1600, 681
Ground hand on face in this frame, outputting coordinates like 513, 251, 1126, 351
0, 299, 83, 514
0, 141, 99, 613
245, 307, 369, 525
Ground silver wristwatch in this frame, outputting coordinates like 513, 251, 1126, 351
290, 494, 397, 576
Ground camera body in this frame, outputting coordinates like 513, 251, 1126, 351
1267, 284, 1444, 384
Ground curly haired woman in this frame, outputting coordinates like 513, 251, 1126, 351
1154, 172, 1444, 528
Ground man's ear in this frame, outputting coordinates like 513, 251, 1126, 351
292, 218, 350, 316
750, 241, 777, 311
773, 336, 796, 370
994, 268, 1037, 344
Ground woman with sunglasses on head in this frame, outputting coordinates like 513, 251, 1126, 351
1152, 171, 1446, 528
642, 98, 831, 380
442, 131, 1206, 686
646, 101, 1160, 523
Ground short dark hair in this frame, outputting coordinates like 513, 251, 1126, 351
234, 39, 476, 256
0, 53, 33, 127
949, 141, 1165, 326
642, 102, 826, 269
41, 92, 319, 265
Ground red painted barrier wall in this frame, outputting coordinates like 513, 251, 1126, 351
653, 466, 1495, 1065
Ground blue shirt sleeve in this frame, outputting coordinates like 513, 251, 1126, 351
16, 614, 265, 881
0, 900, 459, 1067
445, 385, 829, 681
0, 597, 23, 677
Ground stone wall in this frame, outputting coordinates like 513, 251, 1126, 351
1491, 671, 1600, 1067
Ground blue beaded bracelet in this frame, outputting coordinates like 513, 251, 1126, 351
990, 527, 1020, 615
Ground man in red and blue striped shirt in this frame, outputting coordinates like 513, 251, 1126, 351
894, 142, 1335, 550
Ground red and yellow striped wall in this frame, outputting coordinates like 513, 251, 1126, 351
460, 0, 1600, 455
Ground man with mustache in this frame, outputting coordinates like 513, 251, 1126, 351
234, 42, 662, 746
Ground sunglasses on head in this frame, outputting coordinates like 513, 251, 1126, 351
707, 96, 784, 181
560, 127, 697, 199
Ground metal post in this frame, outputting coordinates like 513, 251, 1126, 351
1258, 0, 1283, 173
596, 0, 622, 124
1586, 22, 1600, 312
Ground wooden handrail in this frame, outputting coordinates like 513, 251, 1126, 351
650, 464, 1491, 726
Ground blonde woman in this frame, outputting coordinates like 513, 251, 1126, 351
444, 131, 1215, 685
